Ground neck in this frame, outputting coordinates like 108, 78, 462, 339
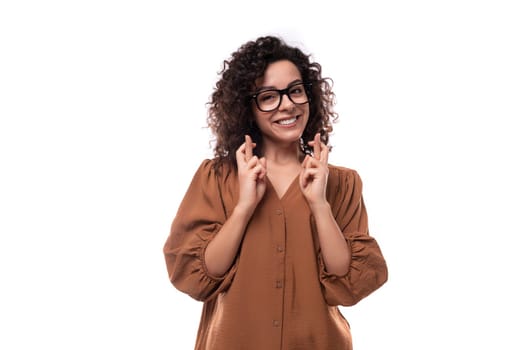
260, 140, 302, 165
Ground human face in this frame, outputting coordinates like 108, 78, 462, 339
252, 60, 309, 148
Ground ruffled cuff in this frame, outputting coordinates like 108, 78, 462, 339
165, 225, 238, 302
319, 233, 387, 306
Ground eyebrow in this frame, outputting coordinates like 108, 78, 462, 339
255, 79, 303, 92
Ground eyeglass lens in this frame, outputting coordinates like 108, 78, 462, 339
255, 83, 308, 112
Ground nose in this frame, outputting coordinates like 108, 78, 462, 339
279, 93, 294, 111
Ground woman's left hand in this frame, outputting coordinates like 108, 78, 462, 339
299, 133, 329, 208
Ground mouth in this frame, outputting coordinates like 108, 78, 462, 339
275, 116, 299, 126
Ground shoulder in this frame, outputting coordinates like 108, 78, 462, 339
328, 164, 362, 184
190, 158, 237, 213
326, 164, 364, 197
190, 158, 237, 194
194, 158, 235, 179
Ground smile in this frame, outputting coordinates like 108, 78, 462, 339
276, 117, 298, 125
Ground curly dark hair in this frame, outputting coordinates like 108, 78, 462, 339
207, 35, 338, 168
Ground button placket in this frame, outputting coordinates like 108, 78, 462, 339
272, 205, 285, 334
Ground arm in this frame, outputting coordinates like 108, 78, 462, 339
309, 201, 350, 276
319, 169, 388, 306
203, 205, 253, 277
163, 160, 234, 302
300, 133, 350, 276
164, 137, 267, 300
204, 135, 267, 277
300, 134, 387, 306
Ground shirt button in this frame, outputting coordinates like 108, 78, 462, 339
275, 209, 282, 215
273, 320, 281, 327
277, 245, 284, 253
276, 280, 283, 288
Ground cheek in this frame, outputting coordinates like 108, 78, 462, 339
253, 112, 262, 126
302, 105, 310, 123
253, 110, 272, 128
250, 107, 262, 127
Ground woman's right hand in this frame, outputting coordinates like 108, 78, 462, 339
202, 136, 266, 278
235, 135, 266, 215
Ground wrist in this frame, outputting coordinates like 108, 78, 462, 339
308, 200, 331, 216
232, 203, 255, 223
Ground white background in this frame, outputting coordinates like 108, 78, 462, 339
1, 1, 524, 349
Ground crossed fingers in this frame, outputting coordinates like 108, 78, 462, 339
236, 135, 254, 165
236, 135, 266, 180
300, 133, 329, 191
306, 133, 328, 165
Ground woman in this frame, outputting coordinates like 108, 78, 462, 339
163, 35, 388, 349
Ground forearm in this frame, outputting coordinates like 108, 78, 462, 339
204, 205, 252, 277
311, 201, 350, 276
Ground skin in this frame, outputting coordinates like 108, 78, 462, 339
205, 60, 350, 277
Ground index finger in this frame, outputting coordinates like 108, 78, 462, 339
313, 133, 321, 160
245, 135, 253, 161
319, 142, 329, 165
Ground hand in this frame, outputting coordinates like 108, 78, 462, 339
299, 133, 329, 207
235, 135, 267, 215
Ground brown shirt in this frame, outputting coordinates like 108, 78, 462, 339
163, 159, 387, 349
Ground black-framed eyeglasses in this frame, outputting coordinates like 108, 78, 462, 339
251, 82, 311, 112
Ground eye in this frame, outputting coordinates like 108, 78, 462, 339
289, 85, 305, 95
258, 91, 278, 102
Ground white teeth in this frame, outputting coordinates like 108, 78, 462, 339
277, 117, 297, 125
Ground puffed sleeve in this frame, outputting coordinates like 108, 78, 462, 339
318, 167, 388, 306
163, 159, 237, 302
